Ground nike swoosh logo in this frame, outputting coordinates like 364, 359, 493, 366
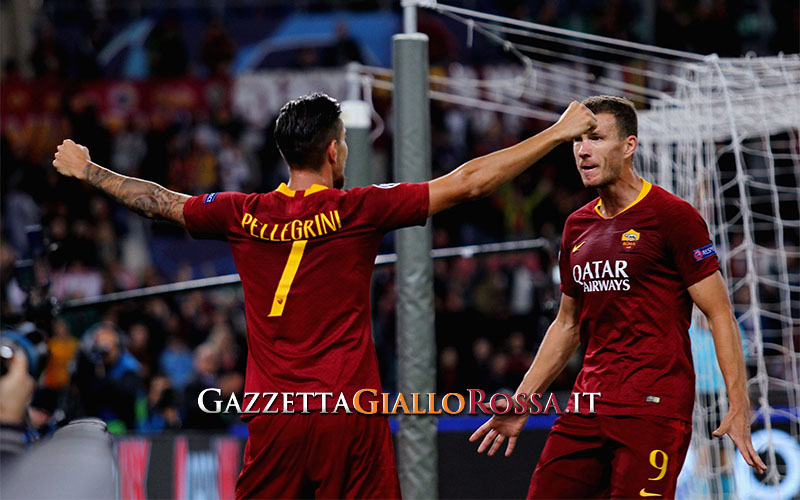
572, 241, 586, 253
639, 489, 661, 497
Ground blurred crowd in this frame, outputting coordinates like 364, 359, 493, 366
1, 0, 796, 82
0, 84, 588, 432
1, 1, 797, 434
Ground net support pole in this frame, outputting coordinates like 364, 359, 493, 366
341, 65, 372, 187
403, 2, 417, 33
392, 33, 437, 500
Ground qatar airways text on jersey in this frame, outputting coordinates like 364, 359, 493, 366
572, 259, 630, 292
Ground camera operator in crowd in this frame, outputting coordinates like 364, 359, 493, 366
1, 328, 117, 499
72, 322, 147, 433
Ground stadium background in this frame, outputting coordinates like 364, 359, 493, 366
1, 1, 798, 499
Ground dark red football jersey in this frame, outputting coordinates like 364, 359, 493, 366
559, 180, 720, 421
183, 182, 429, 409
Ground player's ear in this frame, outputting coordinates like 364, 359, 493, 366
326, 139, 338, 165
624, 135, 638, 159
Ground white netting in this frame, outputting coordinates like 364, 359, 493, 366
391, 2, 800, 498
638, 55, 800, 499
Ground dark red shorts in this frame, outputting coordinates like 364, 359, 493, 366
235, 412, 401, 499
528, 414, 691, 499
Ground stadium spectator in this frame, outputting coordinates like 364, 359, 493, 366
654, 0, 692, 52
31, 23, 67, 79
218, 131, 252, 192
110, 120, 147, 176
182, 343, 228, 430
200, 19, 236, 77
206, 321, 245, 375
325, 22, 365, 67
438, 346, 461, 394
146, 18, 188, 78
467, 337, 493, 392
505, 331, 533, 382
72, 323, 146, 433
143, 373, 182, 431
487, 352, 512, 394
158, 334, 194, 390
43, 318, 78, 391
128, 322, 154, 383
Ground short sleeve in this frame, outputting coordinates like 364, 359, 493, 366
183, 192, 246, 240
559, 221, 579, 298
350, 183, 429, 231
664, 201, 720, 287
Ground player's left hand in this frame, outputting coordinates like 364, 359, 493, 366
712, 407, 767, 473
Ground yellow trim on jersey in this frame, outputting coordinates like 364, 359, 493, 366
276, 183, 329, 197
594, 179, 652, 219
268, 240, 308, 317
276, 183, 296, 197
304, 184, 329, 196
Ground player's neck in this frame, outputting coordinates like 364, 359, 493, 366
287, 165, 333, 191
596, 168, 643, 218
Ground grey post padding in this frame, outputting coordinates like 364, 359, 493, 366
341, 99, 372, 188
345, 125, 372, 187
392, 32, 437, 500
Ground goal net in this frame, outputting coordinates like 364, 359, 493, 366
397, 2, 800, 497
637, 55, 800, 499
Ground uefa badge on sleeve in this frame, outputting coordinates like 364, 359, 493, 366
692, 243, 716, 261
621, 229, 640, 249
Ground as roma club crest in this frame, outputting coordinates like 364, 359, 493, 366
621, 229, 640, 249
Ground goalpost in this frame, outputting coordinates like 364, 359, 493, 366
390, 1, 800, 498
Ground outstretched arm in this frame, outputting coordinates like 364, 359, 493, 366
427, 101, 596, 216
688, 271, 767, 473
469, 293, 581, 456
52, 139, 189, 226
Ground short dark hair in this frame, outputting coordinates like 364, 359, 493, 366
581, 95, 637, 138
274, 93, 342, 169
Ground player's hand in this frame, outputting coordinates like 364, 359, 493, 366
712, 407, 767, 474
0, 352, 35, 425
468, 397, 529, 457
552, 101, 597, 142
53, 139, 92, 180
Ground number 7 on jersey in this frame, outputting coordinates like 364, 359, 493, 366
269, 240, 308, 317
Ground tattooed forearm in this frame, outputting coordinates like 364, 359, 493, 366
84, 162, 189, 226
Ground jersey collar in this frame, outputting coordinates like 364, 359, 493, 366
275, 183, 329, 198
594, 179, 652, 219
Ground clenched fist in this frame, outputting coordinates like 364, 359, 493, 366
553, 101, 598, 142
52, 139, 92, 180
